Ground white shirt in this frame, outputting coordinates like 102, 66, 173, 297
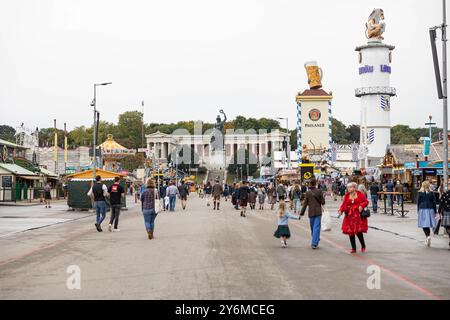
87, 183, 108, 197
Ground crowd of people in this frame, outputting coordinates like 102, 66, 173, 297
88, 174, 450, 251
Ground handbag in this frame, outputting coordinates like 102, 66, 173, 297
154, 189, 163, 214
361, 207, 371, 218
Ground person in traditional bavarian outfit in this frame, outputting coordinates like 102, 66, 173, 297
438, 187, 450, 249
417, 181, 437, 247
274, 200, 300, 248
267, 184, 277, 210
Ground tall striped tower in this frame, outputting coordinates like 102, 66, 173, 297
296, 61, 333, 164
356, 9, 395, 166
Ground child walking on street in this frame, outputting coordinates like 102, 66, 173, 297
273, 200, 301, 248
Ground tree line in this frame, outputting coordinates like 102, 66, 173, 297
0, 112, 443, 151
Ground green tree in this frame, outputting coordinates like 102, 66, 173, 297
0, 125, 16, 142
116, 111, 144, 149
68, 126, 91, 147
346, 124, 360, 143
331, 118, 351, 144
39, 128, 65, 147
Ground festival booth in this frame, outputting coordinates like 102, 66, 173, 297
66, 169, 127, 210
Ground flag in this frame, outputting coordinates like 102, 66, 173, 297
367, 129, 375, 144
380, 96, 390, 111
351, 143, 359, 162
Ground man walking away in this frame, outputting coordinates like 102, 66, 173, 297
300, 178, 325, 249
108, 177, 125, 232
239, 181, 250, 217
212, 180, 223, 210
276, 183, 286, 201
386, 180, 394, 207
178, 180, 189, 210
395, 181, 403, 206
44, 183, 52, 208
369, 179, 380, 213
166, 181, 179, 212
88, 175, 109, 232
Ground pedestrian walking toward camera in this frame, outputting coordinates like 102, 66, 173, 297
248, 184, 257, 210
339, 183, 346, 200
332, 180, 339, 201
141, 179, 161, 240
212, 180, 223, 210
232, 183, 240, 210
438, 186, 450, 249
239, 181, 250, 217
258, 185, 266, 210
417, 181, 437, 247
107, 177, 125, 232
204, 181, 212, 207
300, 178, 325, 249
88, 175, 109, 232
44, 183, 52, 208
178, 180, 189, 210
267, 184, 276, 210
277, 183, 286, 201
274, 200, 300, 248
223, 184, 230, 201
338, 182, 369, 253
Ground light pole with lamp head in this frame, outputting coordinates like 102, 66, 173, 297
91, 82, 112, 180
425, 115, 436, 142
277, 117, 290, 168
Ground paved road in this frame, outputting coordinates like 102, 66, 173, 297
0, 195, 449, 300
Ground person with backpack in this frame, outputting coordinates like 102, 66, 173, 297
300, 178, 325, 250
107, 176, 125, 232
87, 175, 109, 232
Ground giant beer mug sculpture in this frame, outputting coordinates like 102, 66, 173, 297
304, 61, 323, 89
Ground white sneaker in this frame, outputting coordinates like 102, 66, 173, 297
281, 240, 286, 248
426, 236, 431, 247
113, 228, 120, 232
108, 224, 112, 232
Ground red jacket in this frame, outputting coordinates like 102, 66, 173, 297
339, 191, 369, 235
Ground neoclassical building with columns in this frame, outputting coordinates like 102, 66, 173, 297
146, 129, 290, 168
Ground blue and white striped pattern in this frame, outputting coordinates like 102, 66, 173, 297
367, 129, 375, 143
328, 101, 332, 145
351, 143, 359, 162
380, 95, 390, 111
296, 101, 302, 163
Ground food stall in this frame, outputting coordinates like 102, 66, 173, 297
66, 169, 127, 210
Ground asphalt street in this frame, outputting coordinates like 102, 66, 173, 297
0, 195, 449, 300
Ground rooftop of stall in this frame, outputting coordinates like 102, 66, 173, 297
66, 169, 127, 210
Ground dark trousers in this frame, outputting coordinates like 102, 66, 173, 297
110, 204, 121, 229
349, 232, 366, 250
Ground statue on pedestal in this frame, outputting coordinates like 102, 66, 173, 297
366, 8, 385, 40
210, 109, 227, 152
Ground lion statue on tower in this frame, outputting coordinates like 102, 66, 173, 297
366, 8, 385, 40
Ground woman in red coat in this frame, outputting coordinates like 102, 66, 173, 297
338, 182, 369, 253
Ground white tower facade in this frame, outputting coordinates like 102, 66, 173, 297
355, 41, 395, 162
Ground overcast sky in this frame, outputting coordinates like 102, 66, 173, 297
0, 0, 445, 131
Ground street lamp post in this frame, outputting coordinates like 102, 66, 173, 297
430, 1, 448, 190
91, 82, 112, 180
425, 115, 436, 142
277, 117, 290, 168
